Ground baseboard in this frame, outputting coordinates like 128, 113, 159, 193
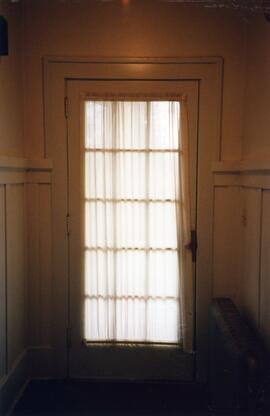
0, 349, 29, 415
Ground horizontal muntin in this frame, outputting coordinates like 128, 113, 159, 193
84, 148, 181, 153
85, 294, 179, 301
84, 246, 178, 251
85, 198, 179, 203
82, 339, 181, 346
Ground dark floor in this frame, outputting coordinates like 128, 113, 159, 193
11, 380, 266, 416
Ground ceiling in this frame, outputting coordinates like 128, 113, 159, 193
13, 0, 270, 15
89, 0, 270, 13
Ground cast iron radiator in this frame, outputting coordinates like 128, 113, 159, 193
209, 297, 266, 411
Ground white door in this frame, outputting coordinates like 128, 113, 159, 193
67, 79, 198, 380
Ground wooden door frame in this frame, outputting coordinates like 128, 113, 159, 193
43, 57, 223, 382
67, 79, 198, 381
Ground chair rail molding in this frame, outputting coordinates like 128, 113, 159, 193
212, 160, 270, 189
0, 157, 52, 185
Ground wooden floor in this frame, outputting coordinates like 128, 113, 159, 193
12, 380, 212, 415
11, 380, 267, 416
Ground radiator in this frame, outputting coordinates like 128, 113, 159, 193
209, 298, 266, 411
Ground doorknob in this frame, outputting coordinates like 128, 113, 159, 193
185, 230, 197, 263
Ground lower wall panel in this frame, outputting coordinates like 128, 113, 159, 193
38, 185, 52, 346
6, 184, 26, 372
0, 186, 6, 380
260, 190, 270, 352
27, 183, 52, 347
213, 173, 270, 357
27, 183, 40, 345
0, 164, 52, 414
241, 187, 262, 328
0, 182, 27, 414
212, 186, 242, 305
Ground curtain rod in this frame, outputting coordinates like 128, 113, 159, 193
81, 93, 187, 101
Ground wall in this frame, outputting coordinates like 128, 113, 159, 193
212, 183, 242, 305
240, 13, 270, 353
1, 0, 267, 408
0, 1, 24, 157
0, 160, 53, 414
22, 0, 247, 160
21, 0, 251, 382
212, 168, 270, 356
243, 14, 270, 160
0, 2, 53, 412
0, 1, 28, 413
212, 12, 270, 355
22, 0, 270, 376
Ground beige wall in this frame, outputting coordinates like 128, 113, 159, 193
0, 4, 26, 412
0, 2, 26, 410
23, 0, 247, 160
240, 13, 270, 353
2, 1, 269, 406
243, 14, 270, 160
0, 1, 24, 157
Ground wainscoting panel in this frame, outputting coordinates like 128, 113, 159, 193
212, 186, 242, 305
27, 183, 52, 347
0, 186, 6, 381
27, 183, 40, 345
241, 187, 262, 328
6, 184, 26, 372
0, 158, 52, 415
213, 165, 270, 356
260, 190, 270, 351
38, 185, 52, 346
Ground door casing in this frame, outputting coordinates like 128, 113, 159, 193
67, 79, 199, 380
43, 57, 223, 382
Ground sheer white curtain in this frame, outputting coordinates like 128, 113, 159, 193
83, 100, 193, 347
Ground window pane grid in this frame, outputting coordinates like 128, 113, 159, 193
84, 100, 181, 344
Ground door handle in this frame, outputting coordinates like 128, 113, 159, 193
185, 230, 197, 263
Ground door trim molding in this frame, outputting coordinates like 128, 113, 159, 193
43, 57, 223, 382
44, 56, 223, 65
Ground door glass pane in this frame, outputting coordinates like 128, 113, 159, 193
83, 101, 181, 344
